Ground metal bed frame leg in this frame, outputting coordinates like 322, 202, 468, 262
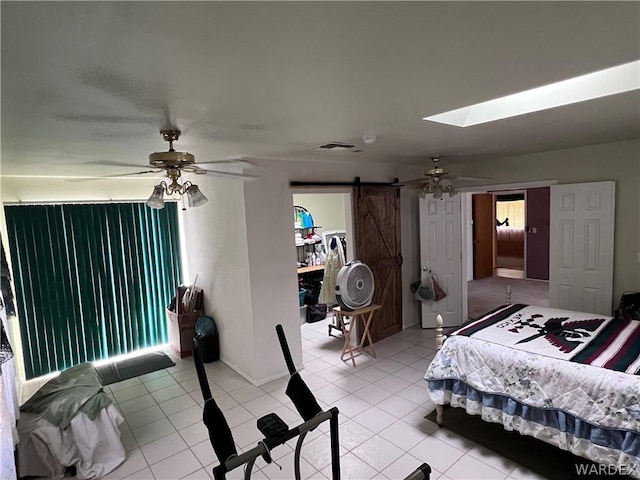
435, 314, 445, 426
435, 405, 444, 426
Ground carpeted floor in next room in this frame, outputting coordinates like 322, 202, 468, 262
467, 275, 549, 319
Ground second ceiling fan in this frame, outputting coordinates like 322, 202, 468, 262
396, 156, 488, 198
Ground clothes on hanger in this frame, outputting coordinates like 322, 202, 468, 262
318, 236, 345, 305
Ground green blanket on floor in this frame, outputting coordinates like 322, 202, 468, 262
21, 362, 112, 429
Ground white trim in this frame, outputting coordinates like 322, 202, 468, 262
457, 179, 557, 193
2, 199, 180, 206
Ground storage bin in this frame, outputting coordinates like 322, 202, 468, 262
299, 289, 307, 307
194, 333, 219, 363
167, 308, 203, 358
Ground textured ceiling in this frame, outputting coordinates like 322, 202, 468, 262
2, 1, 639, 178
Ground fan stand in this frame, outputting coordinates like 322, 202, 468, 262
330, 304, 381, 367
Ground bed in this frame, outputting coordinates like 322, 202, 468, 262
424, 303, 640, 478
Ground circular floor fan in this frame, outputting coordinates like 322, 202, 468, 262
335, 260, 375, 311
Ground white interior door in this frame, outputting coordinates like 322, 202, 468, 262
419, 194, 463, 328
549, 181, 615, 315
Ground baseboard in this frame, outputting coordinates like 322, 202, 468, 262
219, 355, 297, 387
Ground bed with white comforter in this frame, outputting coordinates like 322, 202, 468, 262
425, 304, 640, 477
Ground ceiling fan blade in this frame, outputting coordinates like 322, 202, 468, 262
393, 177, 432, 187
454, 175, 493, 181
54, 113, 158, 125
196, 158, 258, 167
102, 169, 161, 177
91, 160, 155, 169
183, 167, 259, 180
66, 170, 162, 182
394, 172, 493, 188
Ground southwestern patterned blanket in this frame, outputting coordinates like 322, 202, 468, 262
450, 304, 640, 374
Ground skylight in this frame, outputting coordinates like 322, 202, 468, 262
423, 60, 640, 127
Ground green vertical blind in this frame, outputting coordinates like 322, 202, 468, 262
4, 202, 182, 379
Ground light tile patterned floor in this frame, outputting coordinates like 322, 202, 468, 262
24, 318, 547, 480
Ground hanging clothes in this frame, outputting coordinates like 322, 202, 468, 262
318, 236, 345, 305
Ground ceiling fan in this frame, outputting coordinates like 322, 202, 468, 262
91, 129, 259, 209
95, 128, 259, 179
395, 156, 489, 198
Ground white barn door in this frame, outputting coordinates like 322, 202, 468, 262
419, 195, 463, 328
549, 181, 615, 315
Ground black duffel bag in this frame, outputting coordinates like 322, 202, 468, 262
306, 303, 327, 323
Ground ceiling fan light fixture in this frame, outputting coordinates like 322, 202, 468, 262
146, 183, 166, 209
442, 183, 458, 197
362, 130, 377, 144
186, 183, 208, 208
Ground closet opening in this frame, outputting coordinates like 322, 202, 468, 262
291, 191, 355, 357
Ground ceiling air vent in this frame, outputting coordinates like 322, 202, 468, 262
311, 142, 355, 151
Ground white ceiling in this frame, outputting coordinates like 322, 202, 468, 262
2, 2, 639, 178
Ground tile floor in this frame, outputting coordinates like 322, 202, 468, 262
22, 318, 546, 480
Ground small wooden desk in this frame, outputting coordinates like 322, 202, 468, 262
331, 304, 381, 367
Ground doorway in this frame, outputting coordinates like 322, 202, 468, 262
495, 192, 526, 278
293, 185, 404, 356
292, 192, 354, 325
465, 187, 550, 319
293, 191, 355, 362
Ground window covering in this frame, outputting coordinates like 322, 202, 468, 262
4, 202, 181, 379
496, 199, 525, 229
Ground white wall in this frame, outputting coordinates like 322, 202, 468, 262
293, 193, 347, 238
180, 176, 256, 380
242, 167, 303, 383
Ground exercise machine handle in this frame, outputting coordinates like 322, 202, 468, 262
276, 324, 296, 374
194, 347, 238, 464
194, 347, 212, 401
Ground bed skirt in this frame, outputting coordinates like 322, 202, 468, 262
428, 379, 640, 479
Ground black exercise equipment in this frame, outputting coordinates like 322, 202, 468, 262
193, 325, 432, 480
